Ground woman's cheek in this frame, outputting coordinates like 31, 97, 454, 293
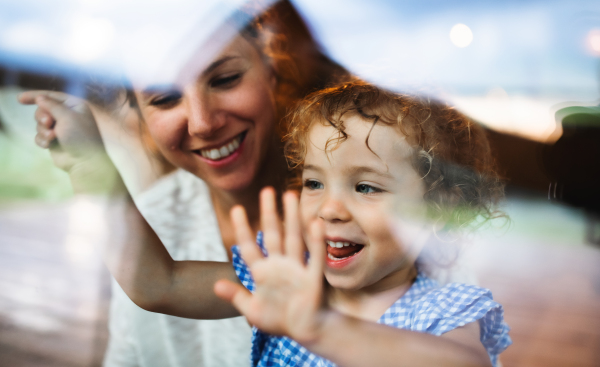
232, 84, 275, 121
146, 114, 187, 154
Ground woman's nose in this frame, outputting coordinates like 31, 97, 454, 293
184, 87, 226, 138
319, 195, 352, 223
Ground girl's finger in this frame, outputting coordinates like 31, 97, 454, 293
213, 279, 253, 316
231, 206, 263, 266
260, 187, 283, 255
306, 220, 326, 280
283, 191, 305, 263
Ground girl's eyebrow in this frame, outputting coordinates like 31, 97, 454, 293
302, 164, 323, 173
346, 165, 393, 179
140, 56, 242, 96
304, 164, 393, 179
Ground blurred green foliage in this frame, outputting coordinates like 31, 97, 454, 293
0, 121, 72, 204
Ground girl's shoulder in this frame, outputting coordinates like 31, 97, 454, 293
381, 274, 512, 363
409, 281, 503, 334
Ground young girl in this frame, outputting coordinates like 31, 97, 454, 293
214, 80, 511, 366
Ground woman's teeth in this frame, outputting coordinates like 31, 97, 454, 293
199, 134, 241, 160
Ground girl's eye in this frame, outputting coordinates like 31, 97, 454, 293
150, 91, 182, 107
210, 73, 242, 88
303, 179, 324, 190
356, 184, 382, 194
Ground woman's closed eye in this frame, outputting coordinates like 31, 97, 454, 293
356, 183, 383, 195
210, 72, 243, 89
303, 179, 324, 190
149, 91, 182, 108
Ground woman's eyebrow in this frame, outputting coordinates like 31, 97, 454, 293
140, 56, 241, 96
202, 55, 241, 75
140, 84, 179, 96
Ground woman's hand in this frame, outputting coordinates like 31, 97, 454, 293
18, 90, 122, 195
18, 90, 105, 170
214, 188, 328, 344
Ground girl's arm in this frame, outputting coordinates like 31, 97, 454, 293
299, 312, 491, 367
19, 92, 239, 319
215, 188, 493, 367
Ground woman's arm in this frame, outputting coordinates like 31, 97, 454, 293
103, 191, 240, 319
215, 188, 492, 366
19, 92, 240, 319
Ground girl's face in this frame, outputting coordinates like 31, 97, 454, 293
134, 35, 278, 192
300, 115, 429, 292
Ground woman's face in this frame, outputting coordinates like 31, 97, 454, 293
134, 35, 278, 192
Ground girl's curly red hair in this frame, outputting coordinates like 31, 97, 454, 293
284, 80, 504, 227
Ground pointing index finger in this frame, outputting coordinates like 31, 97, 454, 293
18, 90, 71, 105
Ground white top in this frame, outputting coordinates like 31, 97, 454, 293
103, 169, 252, 367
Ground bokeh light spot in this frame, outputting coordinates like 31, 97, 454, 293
450, 23, 473, 48
586, 28, 600, 57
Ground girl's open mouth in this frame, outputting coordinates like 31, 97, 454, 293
326, 240, 364, 266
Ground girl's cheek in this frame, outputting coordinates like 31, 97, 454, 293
299, 195, 318, 224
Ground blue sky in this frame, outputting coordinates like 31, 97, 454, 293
0, 0, 598, 102
293, 0, 600, 99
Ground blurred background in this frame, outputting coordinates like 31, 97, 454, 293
0, 0, 599, 366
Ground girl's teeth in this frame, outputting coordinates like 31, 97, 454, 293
328, 253, 351, 261
326, 240, 355, 248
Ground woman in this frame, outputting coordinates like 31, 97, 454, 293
20, 1, 346, 366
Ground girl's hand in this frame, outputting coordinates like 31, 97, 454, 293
214, 188, 327, 344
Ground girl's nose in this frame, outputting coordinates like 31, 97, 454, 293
319, 196, 352, 223
184, 86, 226, 138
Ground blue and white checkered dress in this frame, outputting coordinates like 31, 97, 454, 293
232, 232, 512, 367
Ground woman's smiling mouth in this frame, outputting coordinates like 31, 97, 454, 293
195, 131, 247, 161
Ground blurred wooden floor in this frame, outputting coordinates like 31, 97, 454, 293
472, 235, 600, 366
0, 200, 110, 367
0, 198, 599, 367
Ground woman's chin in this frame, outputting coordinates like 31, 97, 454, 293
205, 171, 257, 194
